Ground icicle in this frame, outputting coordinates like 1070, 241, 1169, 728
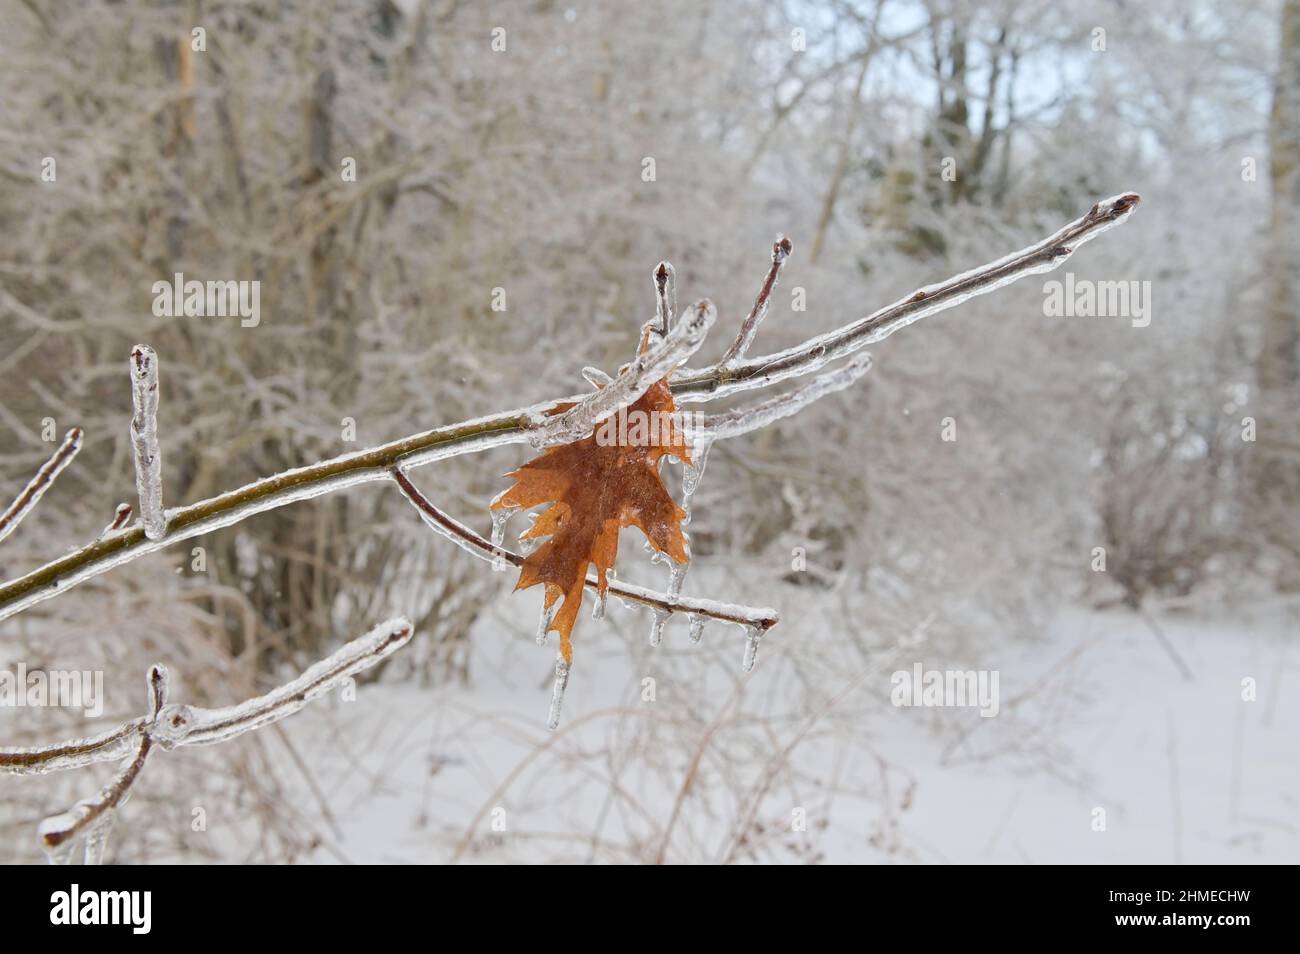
536, 598, 558, 646
129, 344, 167, 540
667, 562, 686, 601
591, 588, 607, 620
680, 437, 713, 526
547, 654, 570, 731
741, 625, 763, 673
687, 614, 705, 644
490, 506, 515, 572
648, 607, 669, 647
42, 839, 75, 866
83, 815, 114, 865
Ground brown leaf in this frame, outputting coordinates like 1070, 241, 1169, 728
492, 376, 690, 665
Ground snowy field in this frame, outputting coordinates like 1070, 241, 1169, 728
186, 597, 1296, 865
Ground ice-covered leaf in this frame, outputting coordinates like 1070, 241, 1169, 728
493, 370, 690, 665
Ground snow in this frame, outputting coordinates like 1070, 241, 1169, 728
191, 593, 1298, 864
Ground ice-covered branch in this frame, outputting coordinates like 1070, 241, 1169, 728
0, 427, 82, 546
36, 665, 168, 861
0, 618, 412, 781
390, 467, 779, 631
719, 235, 792, 366
653, 261, 677, 338
129, 344, 166, 540
691, 352, 874, 441
0, 195, 1139, 624
529, 299, 717, 448
672, 192, 1142, 402
150, 617, 412, 747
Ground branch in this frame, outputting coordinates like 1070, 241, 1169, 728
0, 195, 1140, 624
1, 618, 413, 779
671, 192, 1142, 402
719, 235, 792, 366
0, 427, 82, 546
128, 344, 166, 539
390, 467, 778, 631
692, 352, 874, 440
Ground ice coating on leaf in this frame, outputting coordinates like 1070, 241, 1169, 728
547, 654, 570, 731
536, 599, 558, 646
129, 345, 166, 540
149, 618, 412, 746
493, 367, 694, 666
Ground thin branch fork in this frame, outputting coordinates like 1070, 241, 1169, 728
0, 194, 1140, 624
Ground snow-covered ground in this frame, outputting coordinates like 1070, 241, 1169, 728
240, 598, 1299, 864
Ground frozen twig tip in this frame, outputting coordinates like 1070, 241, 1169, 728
129, 344, 166, 540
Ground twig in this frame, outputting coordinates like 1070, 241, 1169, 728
100, 502, 133, 536
0, 427, 82, 546
129, 344, 166, 540
390, 467, 778, 631
653, 261, 677, 338
0, 195, 1140, 623
1, 618, 413, 779
719, 235, 792, 366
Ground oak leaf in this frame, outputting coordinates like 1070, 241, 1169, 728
492, 376, 690, 665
